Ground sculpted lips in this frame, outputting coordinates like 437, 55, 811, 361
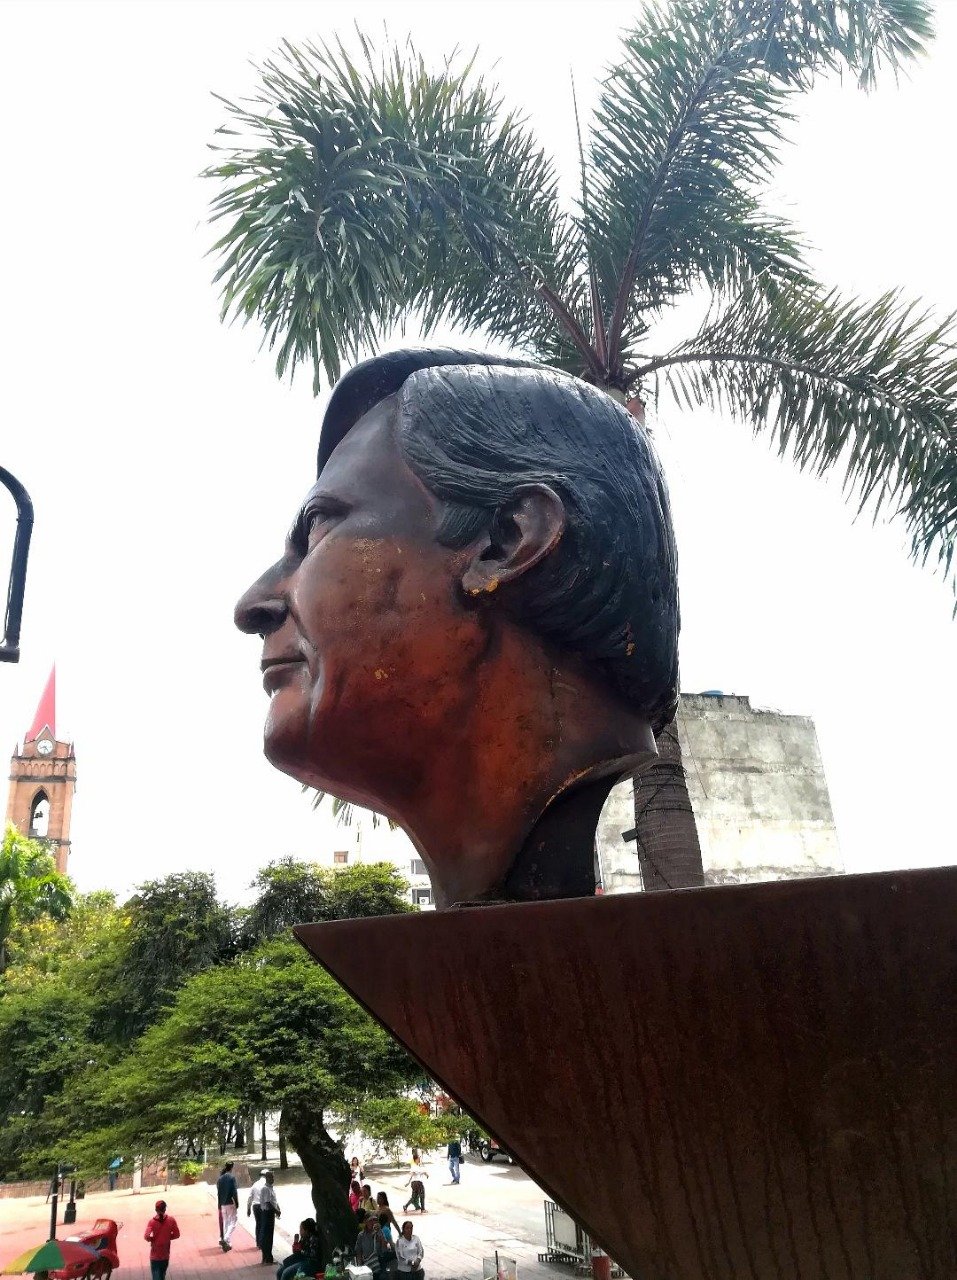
261, 653, 305, 694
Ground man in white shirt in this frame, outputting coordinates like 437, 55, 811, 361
246, 1169, 269, 1251
258, 1171, 281, 1265
395, 1221, 424, 1280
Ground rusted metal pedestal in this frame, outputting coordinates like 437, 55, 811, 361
296, 867, 957, 1280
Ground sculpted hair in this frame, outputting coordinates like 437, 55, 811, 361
319, 348, 680, 732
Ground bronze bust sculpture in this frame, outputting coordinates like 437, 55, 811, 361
238, 350, 957, 1280
236, 348, 679, 908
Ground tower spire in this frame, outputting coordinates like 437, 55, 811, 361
25, 665, 55, 742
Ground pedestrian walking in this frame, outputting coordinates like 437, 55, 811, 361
350, 1156, 364, 1184
447, 1138, 462, 1185
402, 1153, 428, 1213
144, 1199, 181, 1280
395, 1221, 424, 1280
217, 1160, 240, 1251
247, 1168, 270, 1250
259, 1170, 282, 1265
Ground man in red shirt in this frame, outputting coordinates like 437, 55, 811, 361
144, 1199, 181, 1280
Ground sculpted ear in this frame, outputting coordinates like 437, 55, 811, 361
461, 484, 566, 597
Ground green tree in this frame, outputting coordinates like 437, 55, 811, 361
0, 982, 100, 1176
241, 858, 412, 948
349, 1096, 458, 1165
109, 871, 236, 1040
3, 889, 120, 991
0, 825, 73, 972
51, 940, 418, 1263
0, 890, 121, 1179
206, 0, 955, 592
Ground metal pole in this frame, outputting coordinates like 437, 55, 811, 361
0, 465, 34, 664
64, 1178, 77, 1225
48, 1167, 59, 1240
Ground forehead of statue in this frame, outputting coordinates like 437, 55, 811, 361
308, 396, 438, 532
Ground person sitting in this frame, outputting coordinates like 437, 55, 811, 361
277, 1219, 321, 1280
377, 1212, 397, 1279
355, 1216, 389, 1274
349, 1180, 363, 1212
359, 1184, 378, 1215
395, 1221, 424, 1280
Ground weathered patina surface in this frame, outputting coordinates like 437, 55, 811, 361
297, 867, 957, 1280
238, 349, 955, 1275
236, 348, 678, 905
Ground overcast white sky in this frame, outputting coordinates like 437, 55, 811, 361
1, 0, 954, 904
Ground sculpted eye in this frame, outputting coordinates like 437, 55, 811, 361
303, 499, 348, 545
306, 509, 331, 538
291, 495, 349, 556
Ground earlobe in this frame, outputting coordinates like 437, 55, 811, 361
461, 484, 566, 596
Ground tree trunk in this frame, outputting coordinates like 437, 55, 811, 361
278, 1123, 288, 1171
284, 1107, 355, 1265
246, 1109, 257, 1155
260, 1112, 267, 1162
632, 718, 704, 890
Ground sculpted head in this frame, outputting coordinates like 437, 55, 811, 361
236, 348, 679, 907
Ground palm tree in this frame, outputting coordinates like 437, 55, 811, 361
0, 825, 73, 970
206, 0, 956, 886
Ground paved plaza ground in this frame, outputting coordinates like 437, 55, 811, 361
0, 1156, 576, 1280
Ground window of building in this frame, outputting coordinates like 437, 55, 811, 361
29, 791, 50, 839
415, 888, 432, 906
333, 850, 349, 865
410, 858, 427, 877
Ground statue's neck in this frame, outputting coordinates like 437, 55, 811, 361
384, 629, 657, 909
452, 750, 653, 907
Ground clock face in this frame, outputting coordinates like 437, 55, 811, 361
36, 738, 53, 756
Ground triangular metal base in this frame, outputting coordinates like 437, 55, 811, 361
296, 867, 957, 1279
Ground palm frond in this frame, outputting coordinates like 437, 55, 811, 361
205, 35, 575, 393
637, 283, 957, 583
728, 0, 934, 90
589, 0, 933, 380
309, 790, 394, 830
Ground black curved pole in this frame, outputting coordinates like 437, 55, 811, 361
0, 464, 34, 664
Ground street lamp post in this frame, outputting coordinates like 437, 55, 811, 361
48, 1167, 60, 1241
0, 465, 34, 664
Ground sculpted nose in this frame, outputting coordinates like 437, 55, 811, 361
234, 564, 289, 638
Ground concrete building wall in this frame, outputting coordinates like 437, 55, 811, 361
597, 693, 842, 891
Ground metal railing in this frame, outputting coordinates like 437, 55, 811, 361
539, 1201, 625, 1275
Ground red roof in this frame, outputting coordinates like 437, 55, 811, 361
26, 665, 55, 742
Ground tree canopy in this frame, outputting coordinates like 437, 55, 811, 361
241, 857, 412, 947
0, 825, 73, 972
0, 858, 422, 1261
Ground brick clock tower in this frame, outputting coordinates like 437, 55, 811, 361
5, 667, 76, 875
